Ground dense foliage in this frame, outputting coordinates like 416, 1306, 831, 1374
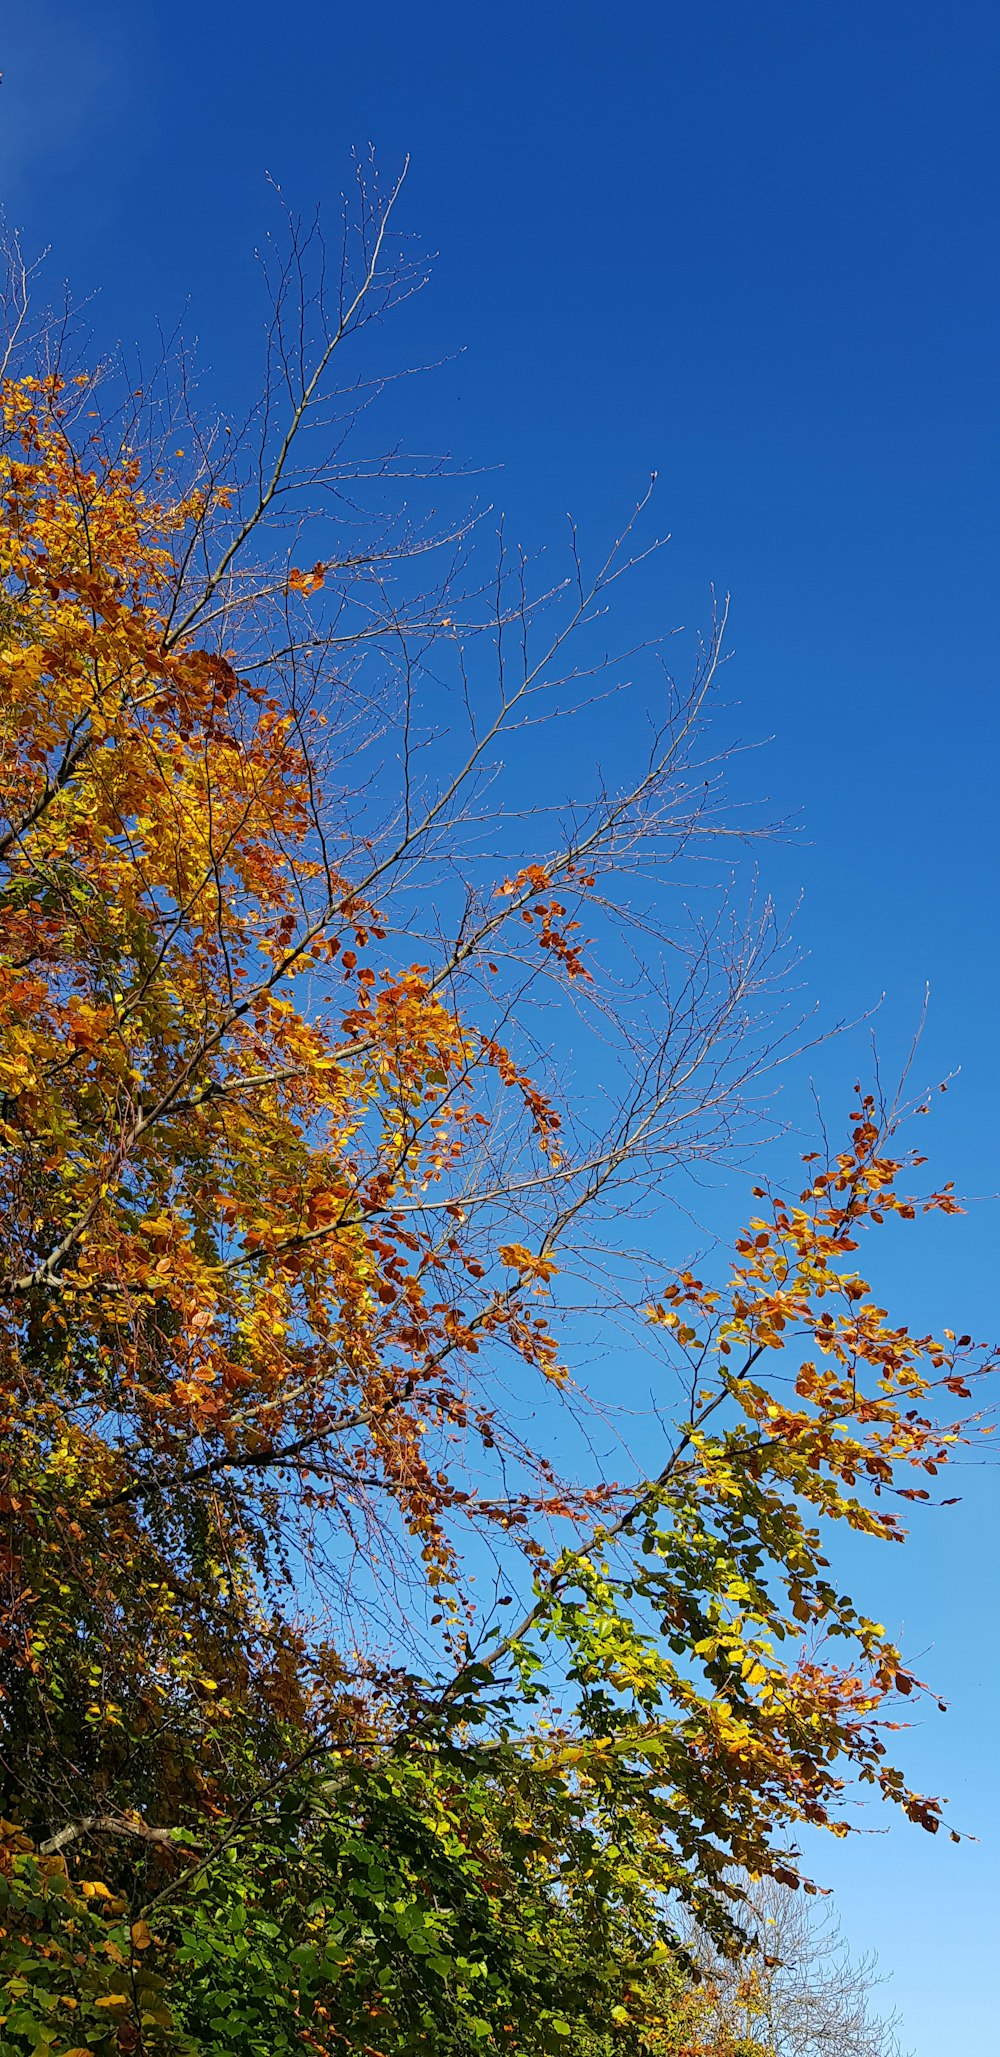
0, 204, 987, 2055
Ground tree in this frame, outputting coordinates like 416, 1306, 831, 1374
685, 1878, 904, 2057
0, 178, 987, 2054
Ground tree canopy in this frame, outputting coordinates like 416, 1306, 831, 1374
0, 192, 988, 2057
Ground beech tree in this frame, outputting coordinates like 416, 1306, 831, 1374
0, 175, 986, 2056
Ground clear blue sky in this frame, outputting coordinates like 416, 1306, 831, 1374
3, 5, 998, 2046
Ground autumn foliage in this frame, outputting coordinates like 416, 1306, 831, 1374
0, 204, 990, 2057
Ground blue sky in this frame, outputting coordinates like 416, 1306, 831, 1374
3, 3, 998, 2046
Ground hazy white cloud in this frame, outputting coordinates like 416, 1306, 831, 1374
0, 3, 139, 204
